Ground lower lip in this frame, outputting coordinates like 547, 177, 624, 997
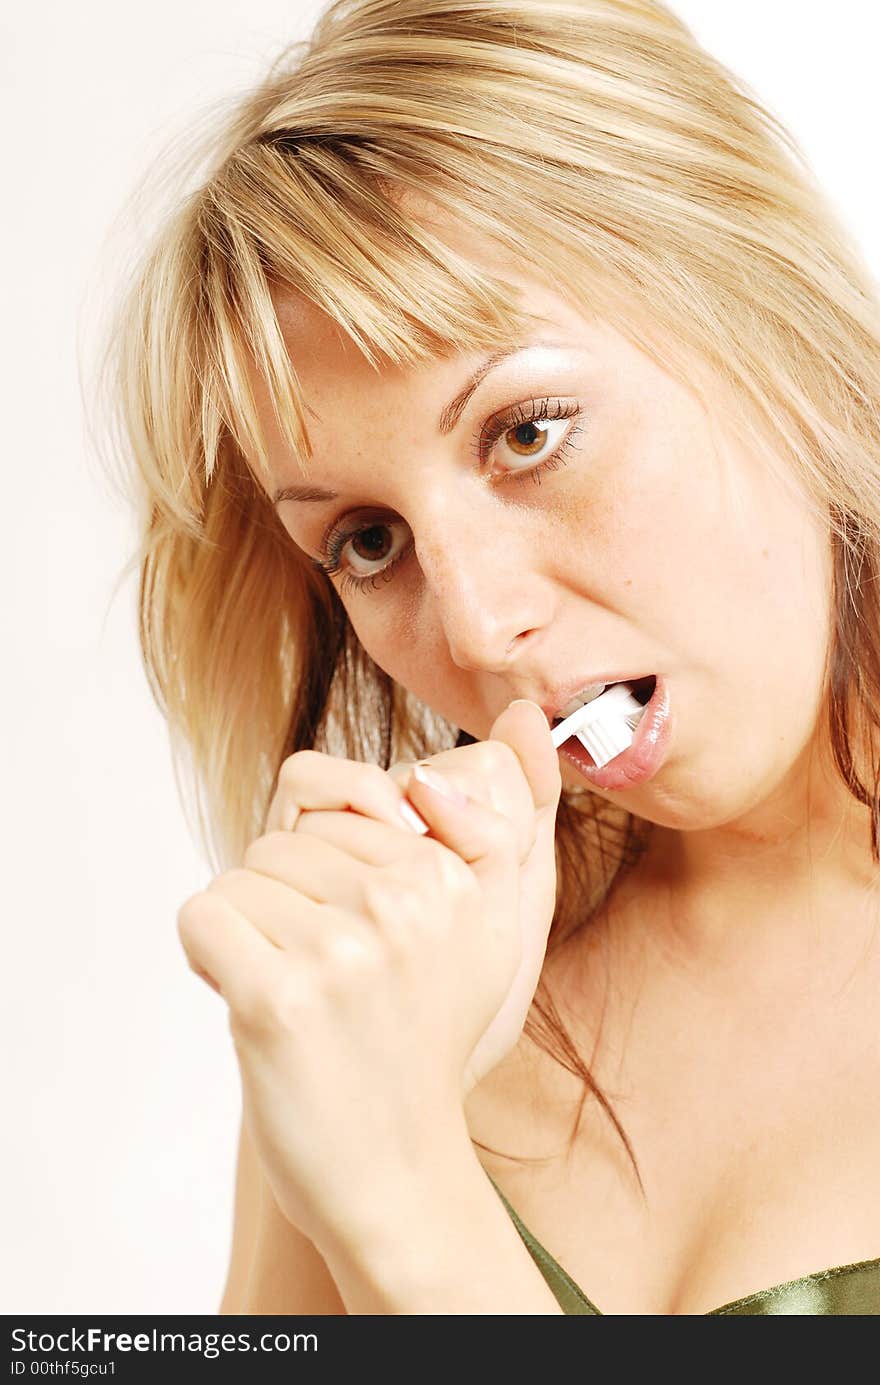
557, 674, 673, 790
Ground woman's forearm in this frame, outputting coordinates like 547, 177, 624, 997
313, 1121, 564, 1315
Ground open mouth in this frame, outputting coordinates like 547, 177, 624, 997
550, 674, 657, 731
629, 674, 658, 707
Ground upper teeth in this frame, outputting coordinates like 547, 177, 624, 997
558, 684, 608, 719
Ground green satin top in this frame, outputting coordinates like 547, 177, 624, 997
487, 1175, 880, 1314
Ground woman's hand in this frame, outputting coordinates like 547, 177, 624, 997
385, 710, 563, 1096
176, 699, 561, 1251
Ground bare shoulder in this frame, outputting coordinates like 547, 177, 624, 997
220, 1115, 347, 1315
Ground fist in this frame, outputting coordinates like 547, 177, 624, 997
176, 699, 561, 1246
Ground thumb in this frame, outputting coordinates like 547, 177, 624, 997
486, 699, 562, 819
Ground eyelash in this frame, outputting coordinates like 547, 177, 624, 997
310, 397, 585, 597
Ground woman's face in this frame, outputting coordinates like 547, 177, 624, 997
253, 243, 848, 859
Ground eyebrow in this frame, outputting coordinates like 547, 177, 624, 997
272, 343, 556, 507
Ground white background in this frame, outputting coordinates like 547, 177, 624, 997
3, 0, 878, 1314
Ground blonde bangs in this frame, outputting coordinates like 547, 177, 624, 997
194, 140, 540, 487
91, 0, 880, 1178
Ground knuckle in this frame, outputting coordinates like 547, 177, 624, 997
424, 844, 476, 898
365, 761, 393, 790
482, 808, 516, 853
364, 762, 404, 815
362, 874, 434, 959
278, 749, 319, 786
315, 926, 379, 984
482, 738, 521, 779
364, 871, 422, 924
387, 832, 430, 871
242, 838, 264, 871
206, 867, 250, 896
276, 753, 398, 820
242, 832, 287, 869
396, 845, 439, 889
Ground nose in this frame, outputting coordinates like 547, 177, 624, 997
415, 507, 555, 673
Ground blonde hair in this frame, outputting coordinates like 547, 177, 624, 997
91, 0, 880, 1183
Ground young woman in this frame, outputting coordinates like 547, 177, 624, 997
96, 0, 880, 1313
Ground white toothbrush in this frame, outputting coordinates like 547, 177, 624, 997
549, 682, 648, 767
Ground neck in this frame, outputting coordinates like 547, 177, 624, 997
611, 741, 880, 989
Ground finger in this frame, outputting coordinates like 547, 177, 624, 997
386, 761, 417, 785
394, 737, 544, 842
265, 750, 428, 837
177, 889, 279, 1013
204, 867, 361, 950
386, 762, 420, 803
252, 810, 428, 870
390, 751, 529, 827
485, 699, 562, 819
387, 760, 438, 834
390, 753, 487, 809
402, 764, 520, 891
243, 826, 420, 906
398, 739, 537, 863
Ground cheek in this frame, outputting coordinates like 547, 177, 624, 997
559, 404, 832, 721
551, 461, 696, 630
346, 599, 434, 689
550, 391, 705, 601
346, 608, 400, 668
347, 600, 479, 735
751, 519, 834, 733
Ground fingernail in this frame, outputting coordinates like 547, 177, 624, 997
399, 798, 430, 834
411, 763, 469, 805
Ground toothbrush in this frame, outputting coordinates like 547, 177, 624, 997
549, 682, 648, 767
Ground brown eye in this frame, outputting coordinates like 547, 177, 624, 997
350, 524, 394, 562
311, 396, 585, 598
477, 400, 579, 478
504, 420, 556, 457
